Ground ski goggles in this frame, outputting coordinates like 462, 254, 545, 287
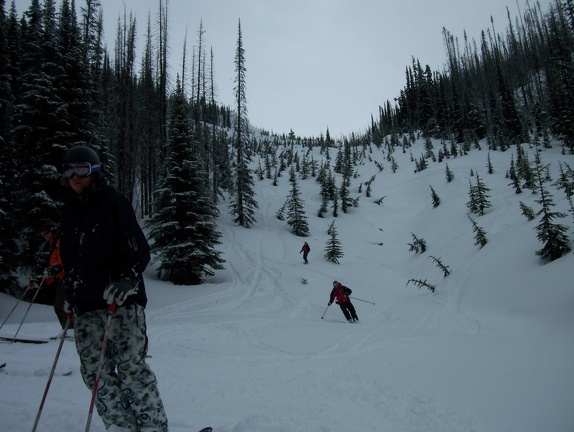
61, 162, 101, 179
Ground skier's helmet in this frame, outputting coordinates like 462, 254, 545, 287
61, 146, 102, 179
333, 280, 339, 287
62, 146, 100, 166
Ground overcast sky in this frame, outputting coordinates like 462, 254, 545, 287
13, 0, 555, 137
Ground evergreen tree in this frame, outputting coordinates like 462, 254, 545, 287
147, 78, 224, 285
487, 152, 494, 174
445, 164, 454, 182
229, 19, 257, 227
449, 137, 458, 158
474, 174, 492, 215
339, 176, 354, 213
300, 153, 310, 179
138, 13, 162, 216
519, 201, 536, 221
508, 156, 522, 193
285, 167, 309, 236
56, 0, 96, 150
407, 278, 435, 293
332, 191, 339, 217
533, 163, 571, 261
334, 145, 344, 173
468, 214, 488, 249
546, 4, 574, 150
429, 255, 450, 277
554, 161, 574, 198
0, 0, 18, 287
324, 220, 343, 264
317, 193, 328, 218
466, 179, 480, 214
12, 0, 68, 267
467, 173, 492, 215
516, 144, 535, 192
276, 201, 286, 221
554, 162, 574, 225
408, 233, 427, 254
391, 156, 399, 173
430, 185, 441, 208
364, 175, 376, 197
424, 136, 435, 160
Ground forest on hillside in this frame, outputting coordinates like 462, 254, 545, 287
1, 0, 574, 290
376, 0, 574, 153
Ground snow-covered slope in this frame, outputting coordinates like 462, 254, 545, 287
1, 137, 573, 431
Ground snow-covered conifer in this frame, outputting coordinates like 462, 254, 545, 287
147, 78, 224, 285
533, 163, 571, 261
430, 185, 441, 208
286, 167, 309, 236
324, 221, 343, 264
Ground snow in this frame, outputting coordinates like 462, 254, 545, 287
1, 137, 574, 432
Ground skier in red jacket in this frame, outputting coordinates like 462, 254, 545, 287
40, 220, 69, 331
328, 281, 359, 323
300, 242, 310, 264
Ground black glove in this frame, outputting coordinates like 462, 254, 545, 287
43, 264, 62, 278
103, 277, 139, 306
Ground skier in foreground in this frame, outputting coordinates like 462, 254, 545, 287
59, 146, 168, 431
328, 281, 359, 323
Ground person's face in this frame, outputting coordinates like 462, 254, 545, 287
40, 229, 53, 242
69, 175, 92, 194
62, 162, 96, 194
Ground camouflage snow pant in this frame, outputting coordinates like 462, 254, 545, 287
74, 304, 168, 432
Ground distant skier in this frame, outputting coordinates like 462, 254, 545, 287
300, 242, 310, 264
328, 281, 359, 323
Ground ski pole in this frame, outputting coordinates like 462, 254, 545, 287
349, 296, 375, 305
12, 277, 45, 342
85, 302, 116, 432
0, 285, 34, 332
31, 313, 74, 432
321, 303, 331, 319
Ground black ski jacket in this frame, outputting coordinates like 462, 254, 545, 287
60, 184, 150, 316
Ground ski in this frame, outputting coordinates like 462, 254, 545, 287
0, 336, 49, 344
49, 335, 73, 341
